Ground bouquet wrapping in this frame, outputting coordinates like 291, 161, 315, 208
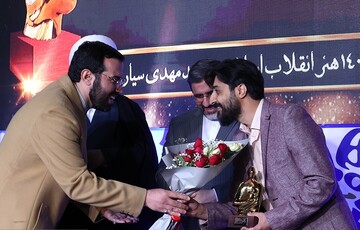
150, 138, 248, 230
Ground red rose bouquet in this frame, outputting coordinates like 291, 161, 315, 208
150, 138, 248, 230
168, 138, 244, 168
159, 138, 248, 194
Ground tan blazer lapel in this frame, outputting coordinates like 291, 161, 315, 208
59, 76, 88, 162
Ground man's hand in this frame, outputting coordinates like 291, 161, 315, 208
145, 189, 190, 216
241, 212, 271, 230
185, 198, 208, 220
191, 189, 217, 203
101, 208, 139, 224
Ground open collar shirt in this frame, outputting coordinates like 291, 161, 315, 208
239, 99, 273, 211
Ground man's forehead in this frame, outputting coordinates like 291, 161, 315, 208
191, 80, 212, 92
103, 58, 123, 73
213, 77, 222, 87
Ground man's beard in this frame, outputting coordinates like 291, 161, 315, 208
89, 77, 112, 112
218, 93, 241, 126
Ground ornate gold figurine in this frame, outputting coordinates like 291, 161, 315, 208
24, 0, 77, 40
228, 166, 262, 228
233, 166, 262, 215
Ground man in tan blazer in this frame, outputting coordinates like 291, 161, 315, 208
0, 41, 189, 229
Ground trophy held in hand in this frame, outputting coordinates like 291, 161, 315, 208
228, 166, 261, 228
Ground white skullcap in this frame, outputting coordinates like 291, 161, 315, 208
68, 34, 118, 64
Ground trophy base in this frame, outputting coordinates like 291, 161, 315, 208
228, 215, 258, 228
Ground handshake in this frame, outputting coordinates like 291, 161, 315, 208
102, 188, 191, 224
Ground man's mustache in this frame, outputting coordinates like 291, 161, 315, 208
204, 103, 220, 109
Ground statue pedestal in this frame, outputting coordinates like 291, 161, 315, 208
228, 215, 258, 228
9, 31, 80, 93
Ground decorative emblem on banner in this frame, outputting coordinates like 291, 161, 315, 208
334, 128, 360, 228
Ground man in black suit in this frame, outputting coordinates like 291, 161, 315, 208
86, 95, 160, 230
157, 59, 247, 229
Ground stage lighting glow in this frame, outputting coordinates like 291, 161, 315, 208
22, 78, 43, 96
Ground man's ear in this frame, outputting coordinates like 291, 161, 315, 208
80, 69, 94, 86
235, 83, 247, 99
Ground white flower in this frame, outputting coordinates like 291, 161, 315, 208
202, 146, 209, 155
229, 143, 242, 152
208, 148, 221, 157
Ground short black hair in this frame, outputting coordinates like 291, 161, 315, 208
187, 59, 220, 89
206, 58, 264, 100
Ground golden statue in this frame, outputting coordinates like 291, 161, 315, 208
24, 0, 77, 40
233, 166, 262, 215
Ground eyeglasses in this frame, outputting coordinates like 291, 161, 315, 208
193, 90, 213, 100
101, 73, 126, 87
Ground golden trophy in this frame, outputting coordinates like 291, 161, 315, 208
228, 166, 262, 228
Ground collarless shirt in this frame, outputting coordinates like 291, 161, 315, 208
202, 115, 221, 142
87, 108, 96, 123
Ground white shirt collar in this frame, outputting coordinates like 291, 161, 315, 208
239, 99, 264, 133
251, 99, 264, 130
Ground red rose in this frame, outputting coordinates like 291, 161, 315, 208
194, 146, 203, 154
209, 154, 222, 165
185, 149, 194, 155
194, 138, 203, 149
183, 149, 194, 162
194, 155, 208, 168
218, 143, 228, 157
183, 155, 193, 162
